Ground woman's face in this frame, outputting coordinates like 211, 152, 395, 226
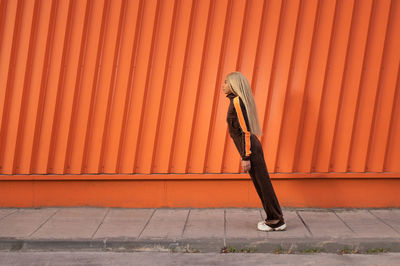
222, 79, 232, 95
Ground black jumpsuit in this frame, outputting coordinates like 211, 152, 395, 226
226, 93, 284, 224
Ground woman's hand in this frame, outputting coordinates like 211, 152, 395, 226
241, 160, 251, 172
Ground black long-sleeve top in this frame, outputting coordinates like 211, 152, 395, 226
226, 93, 252, 161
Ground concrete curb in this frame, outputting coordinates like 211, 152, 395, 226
1, 237, 399, 254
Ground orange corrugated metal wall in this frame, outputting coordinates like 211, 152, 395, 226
0, 0, 400, 207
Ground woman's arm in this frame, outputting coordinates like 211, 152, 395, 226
233, 96, 251, 161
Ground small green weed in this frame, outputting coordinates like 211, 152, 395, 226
339, 246, 359, 254
221, 246, 256, 253
340, 245, 352, 254
274, 245, 285, 254
221, 246, 236, 253
240, 247, 256, 253
301, 248, 324, 253
366, 248, 389, 254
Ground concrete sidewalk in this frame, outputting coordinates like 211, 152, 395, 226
0, 207, 399, 253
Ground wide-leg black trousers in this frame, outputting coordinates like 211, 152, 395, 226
248, 134, 284, 224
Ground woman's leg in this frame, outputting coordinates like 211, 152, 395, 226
249, 136, 284, 223
248, 166, 267, 212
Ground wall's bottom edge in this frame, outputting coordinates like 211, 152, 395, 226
0, 178, 399, 208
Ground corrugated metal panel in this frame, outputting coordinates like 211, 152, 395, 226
0, 0, 399, 176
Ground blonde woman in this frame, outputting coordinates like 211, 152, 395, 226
222, 72, 286, 231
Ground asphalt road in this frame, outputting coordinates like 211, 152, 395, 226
1, 251, 400, 266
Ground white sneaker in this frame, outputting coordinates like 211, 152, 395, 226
257, 221, 286, 232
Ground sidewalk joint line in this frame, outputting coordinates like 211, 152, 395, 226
368, 209, 400, 234
28, 208, 60, 238
138, 208, 156, 239
0, 209, 19, 222
223, 209, 226, 247
296, 211, 313, 237
91, 208, 110, 239
181, 208, 191, 238
333, 210, 356, 234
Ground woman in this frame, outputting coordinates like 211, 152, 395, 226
222, 72, 286, 231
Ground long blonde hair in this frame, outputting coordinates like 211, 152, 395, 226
226, 72, 262, 136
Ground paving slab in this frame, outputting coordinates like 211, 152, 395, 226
369, 209, 400, 234
182, 209, 224, 239
93, 209, 154, 239
0, 208, 58, 238
31, 208, 108, 239
335, 210, 398, 238
225, 208, 265, 239
139, 209, 188, 240
297, 210, 355, 238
